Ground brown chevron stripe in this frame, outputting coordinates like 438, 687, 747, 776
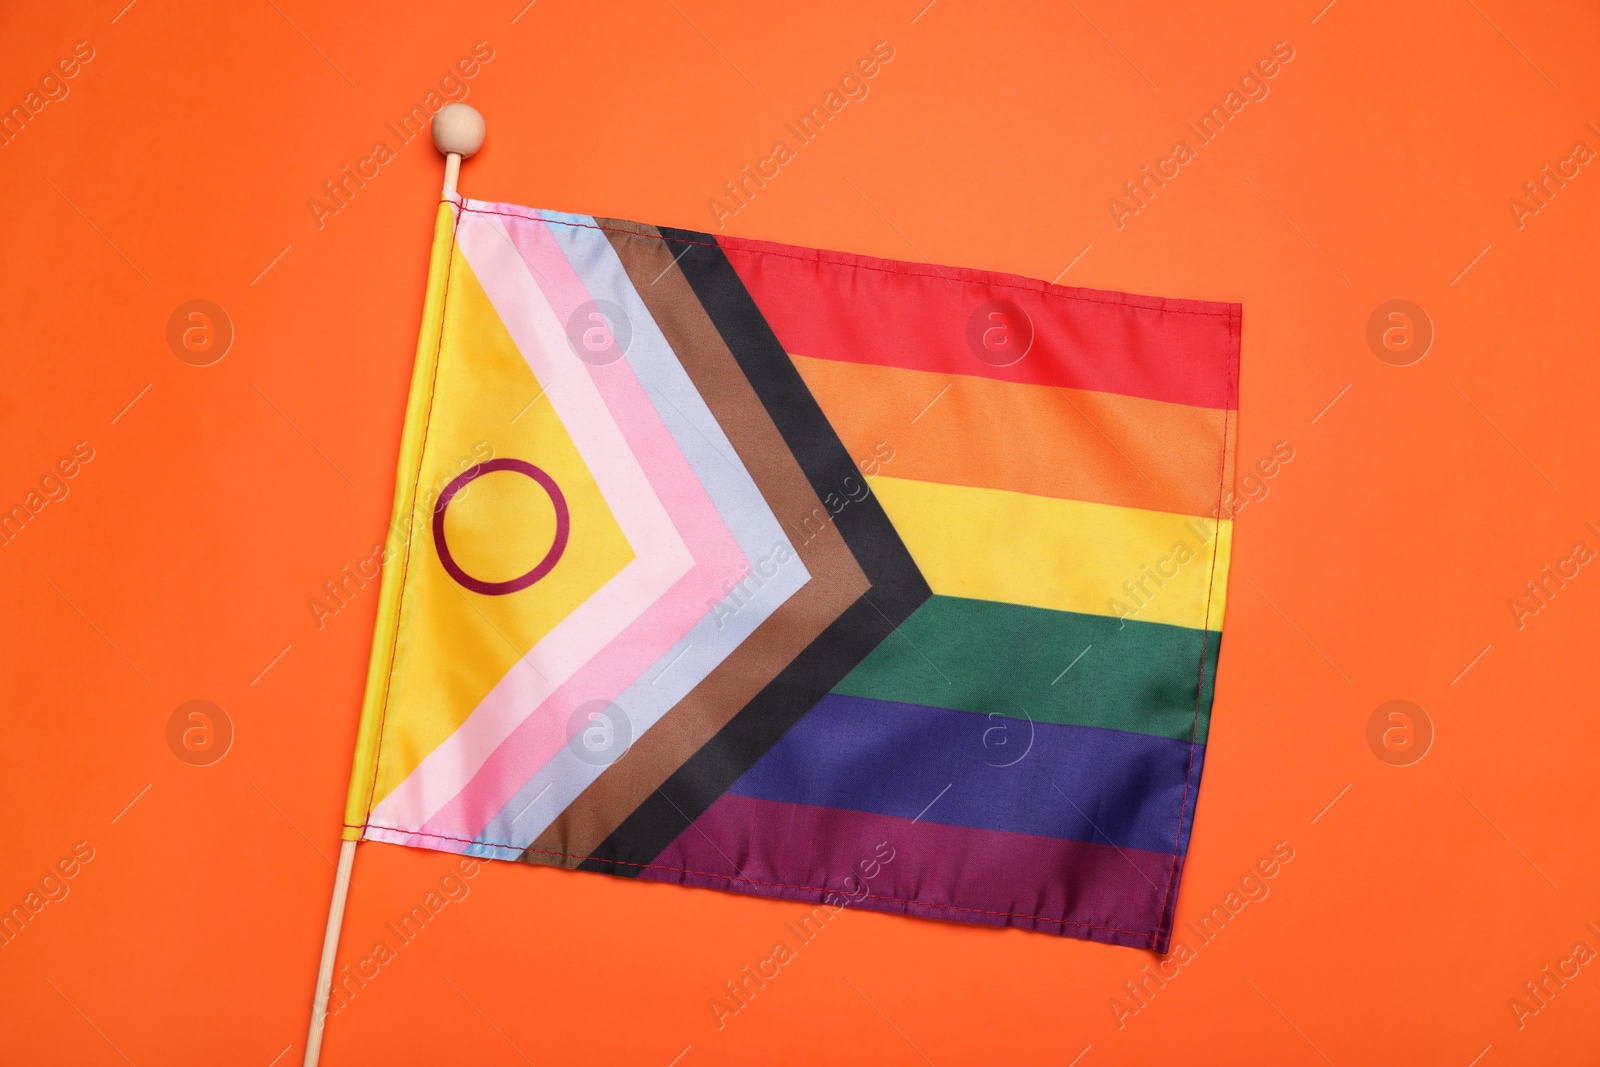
522, 221, 869, 867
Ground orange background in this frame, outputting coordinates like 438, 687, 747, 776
3, 1, 1599, 1063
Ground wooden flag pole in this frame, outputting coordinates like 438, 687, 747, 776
302, 839, 356, 1066
301, 102, 487, 1067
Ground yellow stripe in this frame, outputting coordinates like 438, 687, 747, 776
870, 476, 1230, 631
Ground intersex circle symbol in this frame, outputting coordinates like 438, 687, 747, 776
432, 458, 569, 595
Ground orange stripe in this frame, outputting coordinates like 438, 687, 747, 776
792, 355, 1234, 518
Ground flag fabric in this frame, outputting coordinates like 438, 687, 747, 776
343, 191, 1239, 952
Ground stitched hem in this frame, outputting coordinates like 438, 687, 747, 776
353, 821, 1162, 942
453, 200, 1238, 321
360, 203, 463, 831
1151, 304, 1239, 948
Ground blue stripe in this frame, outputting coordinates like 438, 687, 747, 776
728, 693, 1204, 854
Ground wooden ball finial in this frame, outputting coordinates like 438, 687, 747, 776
432, 104, 486, 158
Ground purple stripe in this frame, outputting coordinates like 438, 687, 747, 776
639, 793, 1172, 949
727, 693, 1204, 855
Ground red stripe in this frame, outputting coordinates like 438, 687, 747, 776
640, 792, 1171, 948
719, 235, 1239, 409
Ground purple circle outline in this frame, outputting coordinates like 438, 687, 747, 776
432, 458, 570, 595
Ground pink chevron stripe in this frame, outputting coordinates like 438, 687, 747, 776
411, 211, 746, 845
370, 212, 693, 830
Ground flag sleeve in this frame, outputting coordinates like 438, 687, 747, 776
341, 200, 457, 841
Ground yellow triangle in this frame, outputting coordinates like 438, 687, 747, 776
368, 247, 634, 808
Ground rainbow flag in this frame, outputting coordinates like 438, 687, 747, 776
344, 192, 1238, 952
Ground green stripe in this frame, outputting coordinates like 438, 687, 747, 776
833, 595, 1219, 743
